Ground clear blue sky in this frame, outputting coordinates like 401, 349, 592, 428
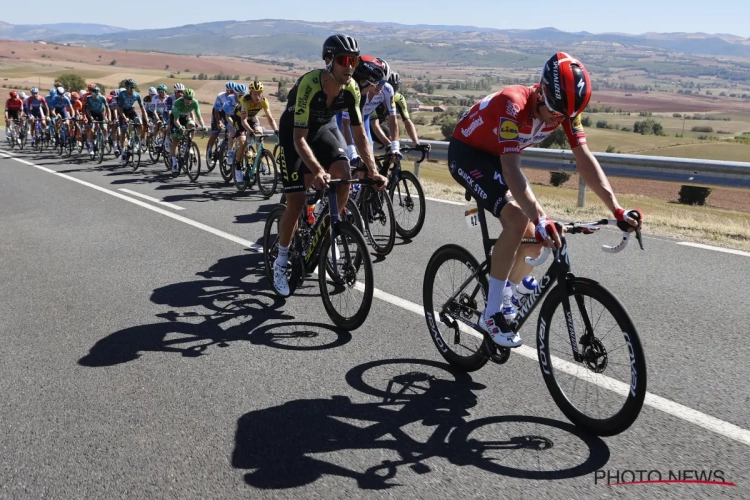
3, 0, 749, 37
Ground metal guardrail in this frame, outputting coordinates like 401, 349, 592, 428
399, 139, 750, 206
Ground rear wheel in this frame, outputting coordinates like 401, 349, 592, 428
184, 141, 201, 182
263, 205, 302, 297
423, 244, 489, 372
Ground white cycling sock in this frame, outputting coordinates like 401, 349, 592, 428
485, 277, 506, 320
276, 245, 289, 268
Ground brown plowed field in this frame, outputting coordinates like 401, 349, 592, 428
523, 169, 750, 214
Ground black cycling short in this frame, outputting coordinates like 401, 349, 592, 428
448, 137, 512, 217
231, 115, 245, 138
7, 110, 20, 120
277, 122, 349, 194
89, 111, 105, 123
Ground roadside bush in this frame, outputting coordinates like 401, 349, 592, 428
691, 126, 713, 133
412, 114, 428, 125
440, 117, 458, 140
581, 116, 591, 127
605, 145, 617, 153
678, 186, 712, 206
633, 118, 664, 136
673, 113, 682, 118
110, 60, 116, 66
550, 171, 571, 187
57, 73, 86, 93
538, 127, 569, 149
596, 120, 609, 129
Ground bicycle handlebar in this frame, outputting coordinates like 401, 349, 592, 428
524, 219, 644, 267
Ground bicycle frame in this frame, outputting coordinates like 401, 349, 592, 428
438, 205, 584, 362
301, 184, 343, 273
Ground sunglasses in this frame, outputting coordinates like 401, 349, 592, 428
334, 55, 359, 68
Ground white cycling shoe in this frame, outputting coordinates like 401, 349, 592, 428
480, 314, 523, 348
273, 261, 290, 297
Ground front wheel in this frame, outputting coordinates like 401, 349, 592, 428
256, 148, 278, 198
183, 141, 201, 182
389, 170, 426, 240
262, 205, 302, 297
537, 278, 647, 436
361, 187, 396, 256
318, 221, 374, 330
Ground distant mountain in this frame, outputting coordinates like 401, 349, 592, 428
4, 19, 750, 65
0, 21, 127, 40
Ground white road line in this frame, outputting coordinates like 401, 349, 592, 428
118, 188, 185, 210
3, 148, 750, 447
0, 149, 262, 251
677, 242, 750, 258
424, 196, 465, 206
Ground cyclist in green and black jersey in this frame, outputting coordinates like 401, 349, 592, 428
272, 34, 388, 297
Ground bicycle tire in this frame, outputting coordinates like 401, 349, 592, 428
19, 126, 27, 150
246, 146, 257, 188
262, 205, 301, 297
184, 141, 201, 182
537, 278, 647, 436
389, 170, 426, 239
257, 148, 278, 198
234, 154, 250, 192
66, 127, 74, 157
361, 186, 396, 256
219, 148, 233, 184
96, 131, 105, 164
76, 127, 84, 154
163, 138, 172, 171
423, 244, 489, 372
206, 138, 223, 173
147, 135, 157, 164
131, 134, 142, 171
318, 220, 374, 330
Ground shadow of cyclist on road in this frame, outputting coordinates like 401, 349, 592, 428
79, 250, 351, 367
231, 358, 610, 490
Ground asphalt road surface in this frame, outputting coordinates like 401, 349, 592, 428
1, 142, 748, 499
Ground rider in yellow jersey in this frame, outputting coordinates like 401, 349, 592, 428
235, 80, 278, 183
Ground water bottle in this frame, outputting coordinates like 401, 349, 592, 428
512, 276, 538, 309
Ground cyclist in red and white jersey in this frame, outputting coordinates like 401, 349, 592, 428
449, 52, 643, 348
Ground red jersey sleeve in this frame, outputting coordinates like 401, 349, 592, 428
561, 114, 587, 148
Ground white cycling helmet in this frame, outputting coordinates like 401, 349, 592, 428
56, 86, 65, 95
19, 92, 28, 99
64, 92, 71, 99
173, 83, 185, 91
148, 87, 157, 95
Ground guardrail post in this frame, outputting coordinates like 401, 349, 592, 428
577, 176, 586, 207
414, 160, 420, 179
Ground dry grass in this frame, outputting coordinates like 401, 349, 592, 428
406, 161, 750, 252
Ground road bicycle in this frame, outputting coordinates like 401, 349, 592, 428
263, 178, 382, 330
422, 189, 647, 436
349, 164, 396, 256
234, 129, 278, 197
375, 143, 430, 239
172, 127, 205, 182
121, 119, 143, 170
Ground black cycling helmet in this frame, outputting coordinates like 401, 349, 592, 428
388, 72, 400, 92
124, 78, 137, 89
322, 34, 360, 60
353, 55, 386, 84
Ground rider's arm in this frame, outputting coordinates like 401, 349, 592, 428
572, 144, 622, 214
370, 117, 391, 147
192, 101, 205, 128
351, 125, 378, 177
264, 106, 277, 131
340, 112, 355, 146
500, 153, 546, 222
